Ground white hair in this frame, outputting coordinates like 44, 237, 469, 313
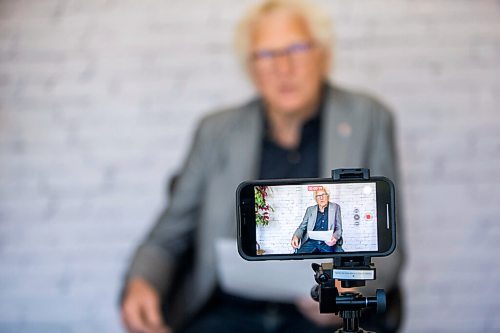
313, 187, 330, 199
234, 0, 334, 73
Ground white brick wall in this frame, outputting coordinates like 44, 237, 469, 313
1, 0, 499, 332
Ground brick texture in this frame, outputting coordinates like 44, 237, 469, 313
1, 0, 499, 332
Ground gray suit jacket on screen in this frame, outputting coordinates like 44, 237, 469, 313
293, 203, 342, 244
125, 83, 404, 328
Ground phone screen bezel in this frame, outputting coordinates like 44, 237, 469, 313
237, 177, 396, 261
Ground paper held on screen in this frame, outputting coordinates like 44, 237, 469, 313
307, 230, 333, 242
215, 238, 329, 302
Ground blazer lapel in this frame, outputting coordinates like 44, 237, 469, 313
307, 206, 318, 231
226, 101, 263, 181
320, 85, 355, 177
328, 202, 335, 230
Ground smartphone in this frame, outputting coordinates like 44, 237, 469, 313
237, 177, 396, 260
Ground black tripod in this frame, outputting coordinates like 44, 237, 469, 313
310, 257, 386, 333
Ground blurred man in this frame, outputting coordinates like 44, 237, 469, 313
121, 1, 404, 333
291, 188, 343, 253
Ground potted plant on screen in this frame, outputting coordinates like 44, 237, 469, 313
255, 186, 273, 254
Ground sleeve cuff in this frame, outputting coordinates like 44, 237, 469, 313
126, 244, 175, 296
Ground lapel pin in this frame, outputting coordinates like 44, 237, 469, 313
337, 122, 352, 138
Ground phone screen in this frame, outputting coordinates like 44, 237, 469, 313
255, 182, 378, 255
238, 178, 395, 260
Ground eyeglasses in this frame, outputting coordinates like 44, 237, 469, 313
316, 193, 328, 199
251, 41, 315, 72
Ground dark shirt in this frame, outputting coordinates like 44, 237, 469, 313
313, 205, 329, 231
258, 115, 320, 179
258, 85, 326, 180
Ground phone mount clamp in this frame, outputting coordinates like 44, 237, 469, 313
310, 168, 386, 333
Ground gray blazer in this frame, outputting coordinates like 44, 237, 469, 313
293, 203, 342, 245
125, 84, 404, 328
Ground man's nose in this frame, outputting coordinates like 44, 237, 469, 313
273, 54, 293, 75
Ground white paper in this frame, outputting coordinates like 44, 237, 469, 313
307, 230, 333, 242
215, 238, 329, 302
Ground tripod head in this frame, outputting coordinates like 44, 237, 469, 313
310, 257, 386, 333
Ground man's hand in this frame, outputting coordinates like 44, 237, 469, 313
325, 236, 337, 247
295, 296, 343, 328
121, 277, 171, 333
291, 236, 300, 249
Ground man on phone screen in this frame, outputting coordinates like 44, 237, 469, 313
291, 188, 343, 253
